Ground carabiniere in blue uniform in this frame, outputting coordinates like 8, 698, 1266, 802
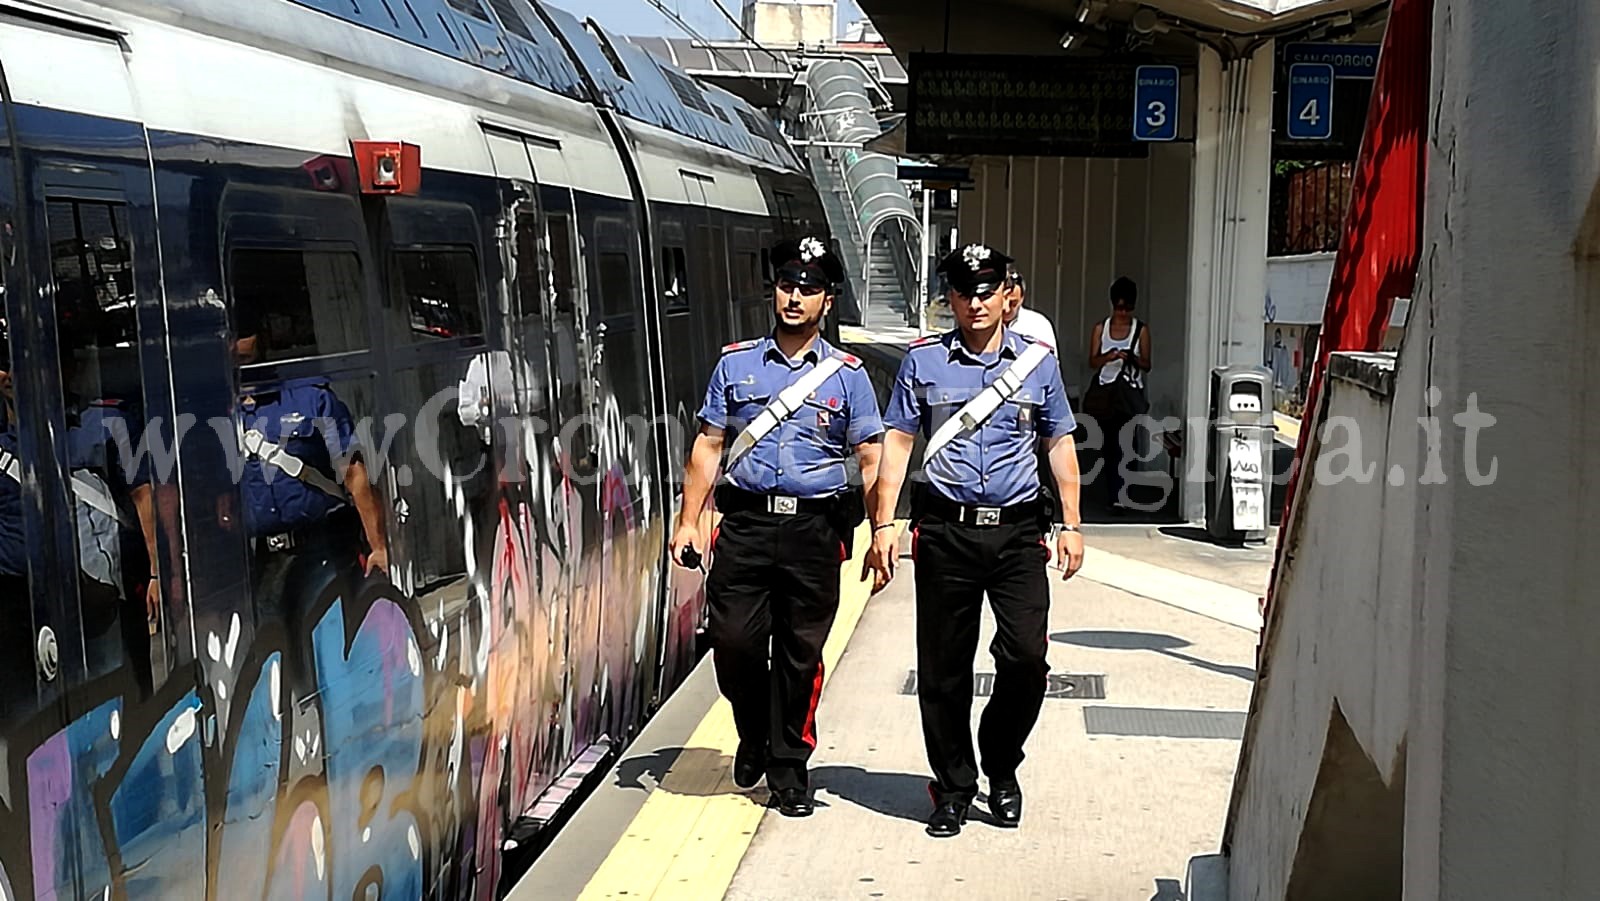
877, 241, 1081, 838
675, 236, 884, 818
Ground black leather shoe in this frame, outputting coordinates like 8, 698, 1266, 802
989, 780, 1023, 828
732, 746, 764, 789
772, 787, 814, 817
925, 801, 968, 838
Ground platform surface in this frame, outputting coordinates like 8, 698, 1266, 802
512, 525, 1262, 900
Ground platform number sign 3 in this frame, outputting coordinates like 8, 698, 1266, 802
1133, 65, 1179, 142
1286, 63, 1335, 140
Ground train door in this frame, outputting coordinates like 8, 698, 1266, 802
651, 211, 707, 691
0, 15, 204, 899
484, 130, 607, 773
585, 210, 658, 743
681, 171, 736, 356
481, 127, 570, 819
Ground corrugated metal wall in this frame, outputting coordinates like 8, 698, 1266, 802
954, 147, 1193, 416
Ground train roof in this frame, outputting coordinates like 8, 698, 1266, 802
281, 0, 801, 172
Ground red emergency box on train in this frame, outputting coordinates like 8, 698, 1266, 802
352, 140, 422, 195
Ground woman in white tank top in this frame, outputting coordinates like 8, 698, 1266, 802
1090, 280, 1150, 387
1086, 277, 1152, 510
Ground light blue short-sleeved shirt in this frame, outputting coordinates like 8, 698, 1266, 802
884, 328, 1074, 507
697, 335, 884, 498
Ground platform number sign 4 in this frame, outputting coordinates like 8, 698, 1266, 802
1286, 63, 1335, 140
1133, 65, 1179, 142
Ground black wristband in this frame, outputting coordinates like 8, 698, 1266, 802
872, 522, 895, 532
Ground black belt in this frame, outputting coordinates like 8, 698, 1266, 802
716, 485, 838, 516
255, 510, 359, 554
921, 492, 1041, 527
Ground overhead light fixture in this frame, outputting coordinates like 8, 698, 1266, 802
1131, 7, 1168, 35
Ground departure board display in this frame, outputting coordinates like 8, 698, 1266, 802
906, 53, 1149, 157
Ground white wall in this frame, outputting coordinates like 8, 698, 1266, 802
1266, 253, 1336, 326
1225, 334, 1424, 900
1408, 2, 1600, 898
1182, 40, 1276, 520
1226, 4, 1600, 898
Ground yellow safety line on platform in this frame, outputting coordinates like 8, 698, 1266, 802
578, 522, 880, 901
1274, 411, 1302, 444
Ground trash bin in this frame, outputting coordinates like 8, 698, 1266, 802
1205, 365, 1275, 545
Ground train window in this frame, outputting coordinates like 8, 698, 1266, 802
392, 248, 485, 341
229, 249, 367, 363
736, 251, 760, 299
515, 211, 545, 320
596, 252, 633, 319
486, 0, 536, 40
44, 198, 159, 686
547, 214, 578, 315
773, 191, 797, 227
661, 247, 688, 311
445, 0, 492, 22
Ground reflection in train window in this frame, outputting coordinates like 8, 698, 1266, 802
597, 252, 633, 319
445, 0, 492, 22
736, 251, 760, 299
661, 246, 688, 311
394, 249, 485, 340
45, 197, 161, 692
0, 253, 35, 722
229, 249, 367, 363
486, 0, 535, 40
515, 211, 546, 320
48, 200, 135, 343
547, 214, 578, 315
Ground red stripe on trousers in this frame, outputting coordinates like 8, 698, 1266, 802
801, 662, 826, 749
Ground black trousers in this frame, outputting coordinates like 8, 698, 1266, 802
912, 517, 1051, 805
705, 510, 844, 792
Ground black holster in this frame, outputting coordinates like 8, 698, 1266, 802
827, 488, 866, 557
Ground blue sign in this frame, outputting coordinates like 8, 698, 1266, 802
1285, 63, 1335, 140
1284, 42, 1380, 79
1132, 65, 1179, 142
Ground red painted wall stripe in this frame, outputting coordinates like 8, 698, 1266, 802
1268, 0, 1432, 615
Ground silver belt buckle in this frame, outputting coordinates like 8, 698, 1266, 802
770, 496, 798, 515
266, 532, 294, 552
974, 507, 1002, 526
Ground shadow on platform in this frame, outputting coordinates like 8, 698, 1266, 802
612, 746, 769, 801
1053, 630, 1257, 683
811, 765, 936, 825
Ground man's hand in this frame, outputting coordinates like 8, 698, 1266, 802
1056, 529, 1085, 580
862, 524, 899, 593
670, 522, 703, 568
365, 547, 390, 577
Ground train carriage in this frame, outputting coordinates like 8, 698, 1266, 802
0, 0, 827, 896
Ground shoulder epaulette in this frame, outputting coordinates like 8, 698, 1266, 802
832, 350, 863, 369
908, 334, 943, 349
1017, 332, 1055, 351
721, 339, 760, 354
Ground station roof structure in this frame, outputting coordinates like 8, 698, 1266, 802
856, 0, 1389, 59
625, 36, 909, 108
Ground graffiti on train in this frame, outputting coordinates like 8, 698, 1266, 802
0, 488, 650, 900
